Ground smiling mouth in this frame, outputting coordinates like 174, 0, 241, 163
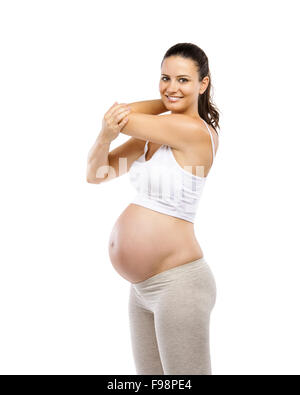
165, 95, 183, 102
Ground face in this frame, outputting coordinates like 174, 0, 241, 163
159, 56, 209, 119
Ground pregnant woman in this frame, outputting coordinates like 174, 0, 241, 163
87, 43, 220, 375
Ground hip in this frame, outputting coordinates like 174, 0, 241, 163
130, 256, 217, 313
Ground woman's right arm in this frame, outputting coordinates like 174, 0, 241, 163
87, 102, 130, 184
87, 102, 147, 184
86, 100, 167, 184
86, 134, 112, 184
86, 135, 145, 184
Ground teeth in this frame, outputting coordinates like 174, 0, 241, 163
167, 96, 182, 102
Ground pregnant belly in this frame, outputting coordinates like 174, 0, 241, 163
108, 203, 203, 283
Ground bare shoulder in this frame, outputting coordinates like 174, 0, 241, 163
194, 118, 219, 154
175, 117, 219, 162
170, 118, 219, 177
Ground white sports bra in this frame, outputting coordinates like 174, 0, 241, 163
129, 120, 216, 223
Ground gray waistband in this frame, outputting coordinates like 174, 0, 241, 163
132, 256, 208, 290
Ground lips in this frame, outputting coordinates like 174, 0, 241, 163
166, 95, 183, 102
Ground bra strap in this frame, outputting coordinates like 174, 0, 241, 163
203, 120, 215, 162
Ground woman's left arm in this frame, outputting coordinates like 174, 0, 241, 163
120, 112, 204, 150
127, 99, 168, 115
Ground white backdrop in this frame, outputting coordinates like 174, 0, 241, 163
0, 0, 299, 375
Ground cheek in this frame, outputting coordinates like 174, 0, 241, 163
183, 87, 193, 94
183, 89, 197, 99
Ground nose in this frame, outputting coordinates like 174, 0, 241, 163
165, 79, 180, 94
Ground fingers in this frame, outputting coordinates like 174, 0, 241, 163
115, 107, 131, 124
111, 103, 130, 119
105, 102, 129, 119
105, 101, 118, 116
118, 115, 129, 131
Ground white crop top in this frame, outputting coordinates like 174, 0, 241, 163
129, 120, 216, 223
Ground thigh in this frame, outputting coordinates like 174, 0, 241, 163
128, 285, 164, 375
154, 268, 216, 375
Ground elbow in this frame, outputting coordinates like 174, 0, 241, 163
86, 175, 101, 184
86, 161, 110, 184
86, 162, 102, 184
86, 174, 108, 184
86, 177, 98, 184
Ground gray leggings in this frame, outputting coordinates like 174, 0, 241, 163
128, 257, 217, 375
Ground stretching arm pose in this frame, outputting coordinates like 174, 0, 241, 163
86, 99, 169, 184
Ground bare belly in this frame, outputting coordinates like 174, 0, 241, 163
108, 203, 204, 283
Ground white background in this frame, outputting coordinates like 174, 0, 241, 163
0, 0, 299, 375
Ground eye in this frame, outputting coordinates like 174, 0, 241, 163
161, 77, 188, 83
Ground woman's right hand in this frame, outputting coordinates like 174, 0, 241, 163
101, 102, 131, 143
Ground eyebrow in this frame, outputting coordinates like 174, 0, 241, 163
161, 73, 191, 78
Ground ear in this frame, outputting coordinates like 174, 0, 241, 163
199, 76, 210, 95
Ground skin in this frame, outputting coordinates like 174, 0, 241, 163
159, 55, 210, 120
108, 56, 217, 284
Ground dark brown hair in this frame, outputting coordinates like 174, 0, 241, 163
161, 43, 220, 134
